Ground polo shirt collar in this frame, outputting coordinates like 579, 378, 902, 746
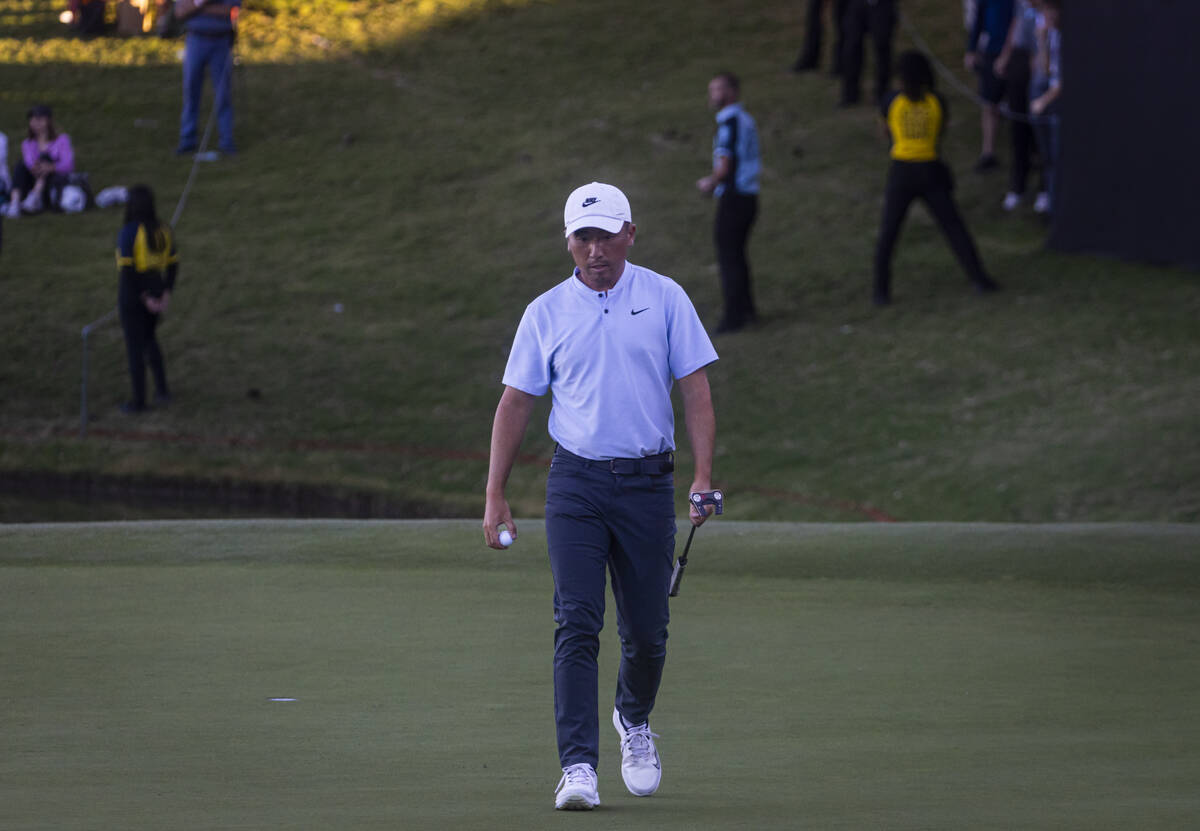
715, 102, 742, 122
571, 261, 631, 297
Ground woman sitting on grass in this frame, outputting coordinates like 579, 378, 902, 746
3, 105, 76, 218
116, 185, 178, 414
873, 51, 999, 306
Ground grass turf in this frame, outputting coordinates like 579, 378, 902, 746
2, 520, 1198, 829
0, 0, 1197, 522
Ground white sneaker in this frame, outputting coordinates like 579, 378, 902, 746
613, 708, 662, 796
2, 200, 19, 218
1001, 191, 1021, 211
21, 189, 43, 214
554, 763, 600, 810
1033, 191, 1051, 214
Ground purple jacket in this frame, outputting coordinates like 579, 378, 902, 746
22, 134, 74, 174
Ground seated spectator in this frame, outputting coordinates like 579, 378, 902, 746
3, 105, 76, 218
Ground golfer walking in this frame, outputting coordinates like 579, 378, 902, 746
484, 182, 718, 810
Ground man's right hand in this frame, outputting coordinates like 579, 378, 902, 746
993, 50, 1011, 78
483, 495, 516, 549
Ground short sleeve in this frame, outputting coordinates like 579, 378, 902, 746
714, 120, 733, 157
115, 224, 136, 268
501, 305, 552, 397
665, 283, 718, 380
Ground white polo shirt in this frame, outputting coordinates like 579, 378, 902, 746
503, 262, 718, 460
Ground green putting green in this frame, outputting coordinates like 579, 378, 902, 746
3, 520, 1198, 829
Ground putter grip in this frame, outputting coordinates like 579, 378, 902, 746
668, 557, 686, 597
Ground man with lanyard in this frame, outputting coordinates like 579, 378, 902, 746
483, 182, 718, 810
697, 72, 761, 334
174, 0, 239, 156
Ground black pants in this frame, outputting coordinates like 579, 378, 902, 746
12, 163, 67, 211
841, 0, 895, 106
120, 299, 169, 408
1005, 48, 1039, 196
714, 191, 758, 330
873, 161, 988, 301
796, 0, 849, 74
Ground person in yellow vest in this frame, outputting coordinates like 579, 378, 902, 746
115, 185, 178, 413
873, 50, 998, 306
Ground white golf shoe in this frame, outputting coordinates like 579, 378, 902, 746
612, 708, 662, 796
554, 762, 600, 810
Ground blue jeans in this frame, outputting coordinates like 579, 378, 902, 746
179, 33, 235, 151
544, 448, 677, 768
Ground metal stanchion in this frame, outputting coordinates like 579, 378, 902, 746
80, 309, 118, 436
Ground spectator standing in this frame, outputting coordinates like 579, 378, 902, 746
840, 0, 897, 107
116, 185, 178, 413
1029, 0, 1061, 215
0, 131, 8, 252
483, 182, 718, 810
3, 105, 75, 218
70, 0, 108, 34
994, 0, 1041, 210
873, 51, 999, 305
697, 72, 761, 334
174, 0, 240, 155
791, 0, 849, 75
964, 0, 1016, 172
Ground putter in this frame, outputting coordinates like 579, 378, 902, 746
668, 490, 724, 597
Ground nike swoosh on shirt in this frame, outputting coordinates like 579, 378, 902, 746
631, 307, 650, 315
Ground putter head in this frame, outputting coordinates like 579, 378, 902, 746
690, 490, 724, 516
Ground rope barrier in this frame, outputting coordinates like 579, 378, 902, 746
898, 10, 1056, 127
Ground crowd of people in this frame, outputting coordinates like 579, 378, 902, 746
776, 0, 1063, 305
0, 0, 241, 413
792, 0, 1063, 217
0, 102, 177, 414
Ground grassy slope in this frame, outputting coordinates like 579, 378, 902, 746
0, 0, 1197, 522
2, 521, 1199, 830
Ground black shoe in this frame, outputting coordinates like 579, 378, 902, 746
120, 401, 148, 414
974, 276, 1001, 295
872, 291, 892, 307
974, 154, 1000, 173
174, 144, 197, 156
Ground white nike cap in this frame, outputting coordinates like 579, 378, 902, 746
563, 182, 633, 238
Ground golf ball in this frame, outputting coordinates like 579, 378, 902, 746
498, 529, 513, 548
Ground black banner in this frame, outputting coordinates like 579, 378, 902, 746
1049, 0, 1200, 270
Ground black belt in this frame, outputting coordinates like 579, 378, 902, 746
554, 447, 674, 475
